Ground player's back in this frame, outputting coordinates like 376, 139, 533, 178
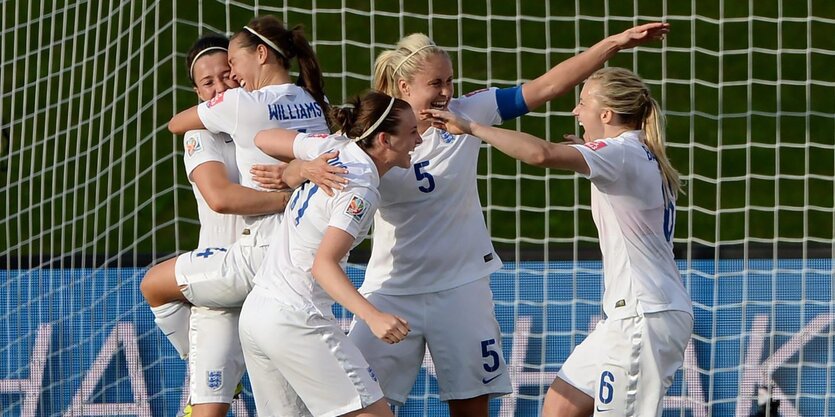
197, 84, 330, 191
254, 135, 380, 314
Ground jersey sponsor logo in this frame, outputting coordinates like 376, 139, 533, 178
440, 129, 455, 144
464, 87, 489, 97
206, 91, 225, 108
307, 133, 330, 139
267, 101, 323, 121
207, 370, 223, 390
185, 135, 203, 157
344, 194, 368, 223
584, 140, 608, 151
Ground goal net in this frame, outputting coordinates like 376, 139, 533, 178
1, 1, 833, 416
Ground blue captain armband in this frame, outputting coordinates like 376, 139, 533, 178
495, 85, 530, 121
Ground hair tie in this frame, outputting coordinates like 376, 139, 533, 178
243, 26, 286, 58
392, 44, 436, 75
354, 97, 396, 142
189, 46, 228, 81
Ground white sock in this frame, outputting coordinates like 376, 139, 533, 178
151, 301, 191, 359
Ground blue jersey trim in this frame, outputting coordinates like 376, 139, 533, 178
495, 85, 529, 121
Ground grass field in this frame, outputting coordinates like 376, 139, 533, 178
2, 1, 833, 263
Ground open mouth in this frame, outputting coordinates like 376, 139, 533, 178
430, 100, 447, 110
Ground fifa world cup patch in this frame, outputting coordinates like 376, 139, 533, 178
185, 134, 203, 157
344, 194, 368, 223
207, 370, 223, 390
207, 91, 225, 108
583, 140, 607, 151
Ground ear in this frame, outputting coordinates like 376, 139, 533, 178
398, 79, 410, 98
256, 44, 270, 64
600, 108, 614, 124
376, 132, 390, 148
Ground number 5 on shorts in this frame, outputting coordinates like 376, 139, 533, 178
481, 339, 499, 372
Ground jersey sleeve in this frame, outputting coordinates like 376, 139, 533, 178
196, 88, 243, 135
182, 130, 229, 181
450, 87, 503, 126
293, 133, 349, 160
327, 187, 379, 239
571, 139, 625, 186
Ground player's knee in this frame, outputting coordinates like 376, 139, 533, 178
140, 265, 166, 305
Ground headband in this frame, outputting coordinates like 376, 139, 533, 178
189, 46, 228, 81
243, 26, 286, 58
392, 44, 436, 75
355, 97, 396, 141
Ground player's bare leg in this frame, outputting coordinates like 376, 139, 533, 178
542, 376, 594, 417
141, 257, 191, 358
448, 395, 489, 417
140, 257, 189, 307
189, 402, 230, 417
342, 399, 394, 417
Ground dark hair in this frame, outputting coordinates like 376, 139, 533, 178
232, 15, 330, 124
331, 91, 412, 150
185, 33, 230, 85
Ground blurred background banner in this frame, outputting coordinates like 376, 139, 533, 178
1, 1, 833, 416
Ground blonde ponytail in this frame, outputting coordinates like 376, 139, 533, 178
588, 67, 683, 197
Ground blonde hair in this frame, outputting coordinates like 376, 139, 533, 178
373, 33, 449, 97
588, 67, 683, 197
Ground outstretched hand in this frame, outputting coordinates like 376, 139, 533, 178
301, 151, 349, 197
419, 109, 474, 136
611, 22, 670, 50
251, 163, 290, 190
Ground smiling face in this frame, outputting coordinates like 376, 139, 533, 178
191, 51, 238, 101
227, 36, 263, 91
572, 80, 608, 142
399, 53, 454, 117
386, 109, 422, 168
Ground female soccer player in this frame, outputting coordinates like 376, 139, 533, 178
140, 32, 308, 417
238, 91, 420, 417
335, 23, 671, 417
149, 15, 331, 409
422, 67, 694, 417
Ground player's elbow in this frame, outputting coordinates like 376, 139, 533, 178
168, 117, 186, 135
203, 189, 235, 214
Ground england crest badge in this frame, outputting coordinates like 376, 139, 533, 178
207, 370, 223, 391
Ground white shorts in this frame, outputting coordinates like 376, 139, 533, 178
188, 305, 245, 404
174, 241, 266, 308
557, 310, 693, 417
348, 278, 511, 405
239, 288, 382, 417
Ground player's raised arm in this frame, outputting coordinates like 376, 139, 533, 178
521, 22, 669, 111
168, 105, 205, 134
421, 109, 589, 175
253, 127, 299, 162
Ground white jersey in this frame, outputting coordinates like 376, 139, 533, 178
253, 133, 380, 314
361, 88, 504, 295
572, 131, 693, 320
182, 129, 241, 247
197, 84, 330, 245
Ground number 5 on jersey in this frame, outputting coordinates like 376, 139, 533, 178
413, 161, 435, 193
